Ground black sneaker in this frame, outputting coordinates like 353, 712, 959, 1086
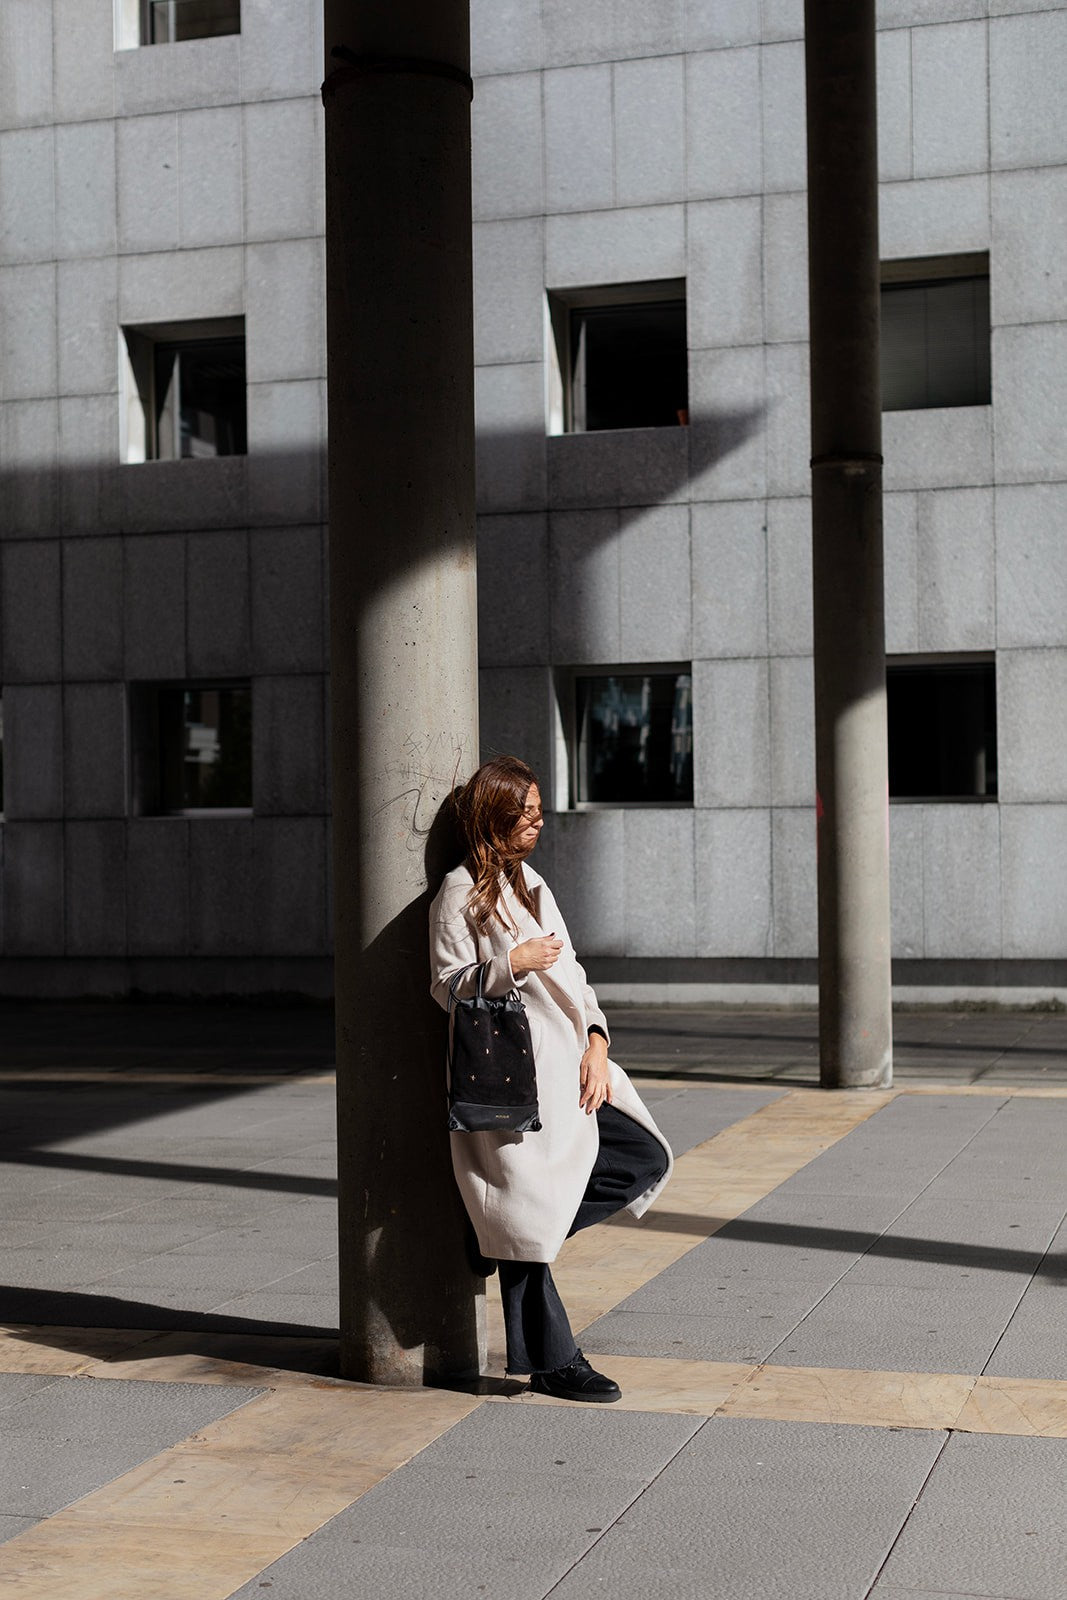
529, 1349, 622, 1403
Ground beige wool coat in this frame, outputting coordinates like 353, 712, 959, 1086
429, 861, 673, 1263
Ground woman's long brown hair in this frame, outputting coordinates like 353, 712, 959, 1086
452, 756, 539, 934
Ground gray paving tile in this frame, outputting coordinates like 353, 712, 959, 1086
228, 1539, 570, 1600
583, 1296, 822, 1366
0, 1516, 41, 1545
551, 1418, 944, 1600
877, 1433, 1067, 1600
0, 1374, 63, 1411
984, 1282, 1067, 1381
639, 1086, 784, 1159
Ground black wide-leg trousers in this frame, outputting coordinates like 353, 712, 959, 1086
497, 1104, 668, 1375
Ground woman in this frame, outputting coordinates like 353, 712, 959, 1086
429, 755, 672, 1402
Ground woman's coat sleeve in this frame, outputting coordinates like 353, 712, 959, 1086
428, 884, 529, 1011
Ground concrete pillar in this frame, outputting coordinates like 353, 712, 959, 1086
804, 0, 894, 1088
323, 1, 485, 1382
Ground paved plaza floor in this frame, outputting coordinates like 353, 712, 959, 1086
0, 1003, 1065, 1598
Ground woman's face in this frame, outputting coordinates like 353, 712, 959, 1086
509, 782, 544, 857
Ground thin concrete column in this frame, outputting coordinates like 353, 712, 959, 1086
804, 0, 893, 1088
323, 1, 484, 1382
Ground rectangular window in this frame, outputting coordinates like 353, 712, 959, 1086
120, 319, 246, 463
547, 281, 688, 434
881, 253, 990, 411
887, 657, 997, 801
132, 682, 252, 815
562, 667, 693, 806
142, 0, 240, 43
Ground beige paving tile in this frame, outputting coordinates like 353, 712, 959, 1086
956, 1376, 1067, 1438
0, 1521, 295, 1600
717, 1363, 977, 1431
0, 1326, 158, 1375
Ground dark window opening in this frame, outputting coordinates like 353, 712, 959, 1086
574, 670, 693, 805
549, 282, 688, 433
132, 682, 252, 815
122, 320, 246, 462
143, 0, 241, 43
887, 659, 997, 801
881, 255, 990, 412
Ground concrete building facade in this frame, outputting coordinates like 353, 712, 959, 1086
0, 1, 1065, 1001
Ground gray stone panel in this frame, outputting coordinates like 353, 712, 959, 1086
62, 538, 123, 681
686, 48, 762, 199
243, 98, 323, 244
547, 427, 690, 510
473, 218, 545, 366
474, 362, 546, 513
763, 191, 808, 344
253, 818, 328, 957
990, 8, 1067, 169
883, 405, 993, 492
471, 0, 544, 75
58, 394, 123, 537
766, 496, 812, 657
544, 65, 614, 213
57, 258, 119, 397
178, 106, 243, 250
889, 803, 925, 959
250, 525, 325, 675
687, 0, 761, 51
997, 648, 1067, 803
543, 0, 685, 65
692, 499, 768, 660
1, 822, 63, 955
118, 245, 244, 325
186, 530, 251, 677
994, 323, 1067, 485
922, 804, 1001, 959
63, 683, 127, 821
614, 54, 686, 208
619, 503, 691, 661
1, 685, 63, 820
876, 28, 912, 184
688, 345, 767, 502
695, 807, 772, 957
124, 534, 186, 681
761, 41, 807, 194
245, 238, 325, 383
189, 819, 255, 956
52, 0, 114, 123
252, 674, 326, 817
245, 379, 324, 527
0, 0, 53, 130
239, 0, 318, 101
479, 666, 553, 783
0, 127, 55, 264
545, 203, 687, 288
126, 819, 190, 956
0, 263, 57, 401
0, 399, 58, 538
2, 540, 61, 683
548, 508, 620, 662
1000, 804, 1067, 959
764, 343, 810, 497
916, 486, 995, 651
992, 167, 1067, 327
883, 490, 920, 654
115, 33, 240, 117
769, 655, 814, 808
64, 820, 127, 957
687, 197, 763, 349
472, 72, 544, 222
476, 513, 549, 667
880, 0, 987, 22
117, 113, 180, 255
54, 120, 117, 259
693, 658, 770, 808
879, 173, 990, 260
878, 1434, 1067, 1597
549, 809, 626, 956
771, 805, 816, 957
913, 20, 989, 178
624, 810, 696, 956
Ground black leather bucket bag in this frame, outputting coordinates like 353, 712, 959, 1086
447, 964, 542, 1133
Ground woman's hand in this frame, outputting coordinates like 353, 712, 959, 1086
510, 934, 564, 976
579, 1032, 612, 1114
